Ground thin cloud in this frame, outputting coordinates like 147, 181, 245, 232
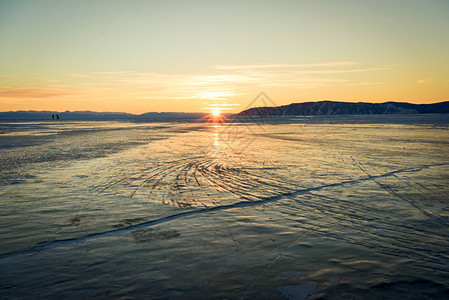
301, 67, 389, 74
71, 72, 245, 101
215, 61, 360, 70
69, 62, 391, 98
0, 62, 392, 111
205, 103, 240, 107
211, 63, 392, 90
0, 86, 73, 98
416, 78, 432, 84
188, 75, 256, 85
344, 82, 382, 86
3, 61, 393, 106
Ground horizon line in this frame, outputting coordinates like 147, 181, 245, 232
1, 99, 449, 115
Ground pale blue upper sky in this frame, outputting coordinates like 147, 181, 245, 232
1, 0, 448, 112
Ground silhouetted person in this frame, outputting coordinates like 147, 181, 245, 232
52, 114, 54, 120
56, 114, 59, 120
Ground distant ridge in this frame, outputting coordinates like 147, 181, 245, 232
0, 110, 207, 120
237, 100, 449, 116
2, 101, 448, 120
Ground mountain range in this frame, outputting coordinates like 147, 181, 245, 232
0, 110, 207, 120
1, 101, 448, 120
237, 100, 449, 116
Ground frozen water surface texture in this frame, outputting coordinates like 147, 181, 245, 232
1, 115, 449, 299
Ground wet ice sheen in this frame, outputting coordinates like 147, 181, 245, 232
0, 116, 449, 299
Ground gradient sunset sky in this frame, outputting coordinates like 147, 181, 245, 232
1, 0, 448, 113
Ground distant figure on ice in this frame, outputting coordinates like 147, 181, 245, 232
56, 114, 59, 120
52, 114, 55, 120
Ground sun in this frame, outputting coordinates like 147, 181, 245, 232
203, 109, 227, 124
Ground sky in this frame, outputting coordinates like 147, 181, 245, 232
0, 0, 448, 113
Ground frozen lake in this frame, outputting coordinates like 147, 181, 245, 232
1, 115, 449, 299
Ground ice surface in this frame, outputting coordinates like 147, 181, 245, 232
278, 281, 319, 300
0, 116, 449, 298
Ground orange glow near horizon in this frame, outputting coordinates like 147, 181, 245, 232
1, 62, 448, 114
204, 110, 228, 124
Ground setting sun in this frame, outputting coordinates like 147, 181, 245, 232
204, 108, 227, 124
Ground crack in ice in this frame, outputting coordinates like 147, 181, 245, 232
0, 163, 446, 261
